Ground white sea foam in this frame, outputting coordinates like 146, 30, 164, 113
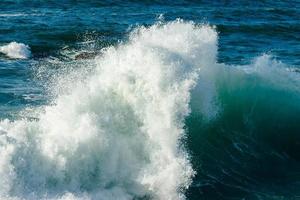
0, 42, 31, 59
0, 20, 217, 200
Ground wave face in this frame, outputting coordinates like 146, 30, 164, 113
186, 55, 300, 199
0, 42, 31, 59
0, 21, 217, 200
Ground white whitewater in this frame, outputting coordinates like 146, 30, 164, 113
0, 20, 217, 200
0, 42, 31, 59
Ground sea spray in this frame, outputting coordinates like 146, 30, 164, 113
0, 20, 217, 200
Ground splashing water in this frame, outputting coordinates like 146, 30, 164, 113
0, 20, 217, 200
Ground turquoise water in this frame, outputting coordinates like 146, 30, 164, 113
0, 1, 300, 200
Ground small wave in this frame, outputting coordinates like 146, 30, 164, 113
0, 13, 42, 17
0, 13, 27, 17
0, 42, 31, 59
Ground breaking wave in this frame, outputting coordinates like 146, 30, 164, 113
0, 19, 299, 200
0, 20, 217, 200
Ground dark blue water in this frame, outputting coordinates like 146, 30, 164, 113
0, 1, 300, 200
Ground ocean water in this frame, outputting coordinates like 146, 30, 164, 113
0, 1, 300, 200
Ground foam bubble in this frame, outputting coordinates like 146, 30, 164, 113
0, 42, 31, 59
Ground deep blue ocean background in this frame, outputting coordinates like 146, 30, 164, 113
0, 1, 300, 200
